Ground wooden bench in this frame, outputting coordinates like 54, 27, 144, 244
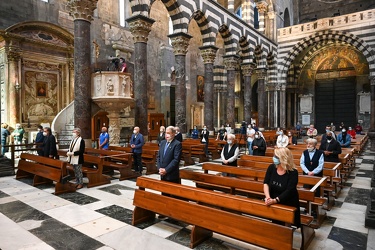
181, 142, 207, 165
16, 153, 76, 195
133, 176, 314, 249
85, 148, 138, 180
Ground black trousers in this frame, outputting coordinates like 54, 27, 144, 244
133, 153, 143, 173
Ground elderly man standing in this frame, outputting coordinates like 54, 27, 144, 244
221, 133, 239, 167
130, 126, 144, 175
67, 128, 85, 189
99, 127, 109, 150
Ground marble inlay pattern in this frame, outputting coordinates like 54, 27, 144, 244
98, 184, 135, 195
96, 205, 134, 225
356, 169, 373, 178
345, 187, 371, 205
58, 191, 100, 205
328, 226, 367, 250
0, 190, 9, 198
0, 200, 50, 223
361, 159, 375, 164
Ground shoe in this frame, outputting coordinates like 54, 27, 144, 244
158, 215, 167, 219
76, 184, 83, 189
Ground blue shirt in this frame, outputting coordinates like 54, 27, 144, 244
99, 132, 109, 149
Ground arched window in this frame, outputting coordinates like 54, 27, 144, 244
284, 8, 290, 27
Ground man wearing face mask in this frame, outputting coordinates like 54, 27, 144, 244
42, 127, 58, 159
252, 131, 267, 156
99, 127, 109, 150
337, 127, 351, 148
129, 126, 144, 175
200, 125, 209, 156
35, 125, 44, 156
67, 128, 85, 189
175, 127, 183, 142
300, 138, 324, 177
321, 125, 336, 144
319, 131, 342, 162
221, 134, 239, 167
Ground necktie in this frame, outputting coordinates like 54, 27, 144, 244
164, 142, 169, 156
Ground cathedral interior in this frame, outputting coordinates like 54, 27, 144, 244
1, 0, 375, 249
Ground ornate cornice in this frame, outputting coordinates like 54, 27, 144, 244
256, 1, 268, 14
168, 32, 192, 56
126, 15, 155, 44
241, 62, 256, 76
199, 45, 218, 64
67, 0, 98, 22
255, 68, 267, 79
223, 55, 240, 71
6, 45, 22, 62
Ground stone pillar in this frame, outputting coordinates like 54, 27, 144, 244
200, 45, 218, 131
267, 84, 275, 129
256, 68, 267, 130
6, 45, 21, 127
127, 15, 155, 138
256, 1, 268, 34
241, 63, 255, 123
267, 11, 276, 41
368, 77, 375, 150
224, 55, 239, 127
67, 0, 98, 140
168, 32, 192, 133
280, 84, 287, 129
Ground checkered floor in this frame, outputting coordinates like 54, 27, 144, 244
0, 145, 374, 250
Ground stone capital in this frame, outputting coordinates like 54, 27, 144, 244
6, 46, 22, 62
127, 15, 155, 44
241, 63, 256, 76
168, 32, 192, 56
67, 0, 98, 22
199, 45, 218, 64
256, 1, 268, 14
255, 68, 267, 79
223, 55, 240, 71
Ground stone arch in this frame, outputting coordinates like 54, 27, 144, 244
129, 0, 151, 16
267, 50, 278, 85
218, 24, 237, 56
254, 44, 268, 68
280, 30, 375, 84
238, 36, 254, 63
191, 10, 217, 46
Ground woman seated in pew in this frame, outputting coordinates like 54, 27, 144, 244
252, 131, 267, 156
263, 147, 301, 228
276, 129, 288, 148
287, 131, 298, 145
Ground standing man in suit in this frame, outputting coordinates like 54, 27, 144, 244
35, 125, 44, 156
42, 127, 58, 159
130, 126, 144, 175
157, 126, 182, 184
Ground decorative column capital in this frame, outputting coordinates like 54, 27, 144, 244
67, 0, 98, 22
256, 1, 268, 14
199, 45, 218, 64
168, 32, 192, 55
126, 15, 155, 44
241, 62, 256, 76
223, 55, 240, 71
255, 68, 267, 79
6, 46, 22, 62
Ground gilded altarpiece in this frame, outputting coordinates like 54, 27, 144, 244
22, 61, 60, 123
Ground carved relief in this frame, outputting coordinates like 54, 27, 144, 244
19, 31, 68, 47
24, 60, 60, 71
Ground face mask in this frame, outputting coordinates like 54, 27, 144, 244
288, 134, 292, 137
326, 129, 330, 133
101, 130, 105, 133
326, 136, 332, 140
248, 125, 251, 128
43, 132, 47, 136
133, 130, 137, 134
342, 129, 346, 133
273, 156, 280, 165
307, 147, 314, 152
72, 133, 77, 138
227, 140, 232, 145
203, 127, 206, 130
255, 135, 259, 139
278, 131, 283, 135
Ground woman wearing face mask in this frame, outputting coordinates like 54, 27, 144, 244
287, 131, 298, 145
337, 127, 352, 148
200, 126, 209, 156
276, 129, 288, 148
319, 131, 342, 162
66, 128, 85, 189
263, 147, 300, 228
252, 131, 267, 156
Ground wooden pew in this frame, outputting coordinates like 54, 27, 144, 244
85, 148, 138, 180
79, 154, 111, 187
16, 153, 76, 195
181, 142, 207, 165
133, 176, 313, 250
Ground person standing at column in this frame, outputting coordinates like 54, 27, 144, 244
35, 125, 44, 156
130, 126, 144, 175
200, 125, 209, 156
247, 124, 255, 155
42, 127, 58, 159
1, 123, 10, 156
67, 128, 85, 189
99, 127, 109, 150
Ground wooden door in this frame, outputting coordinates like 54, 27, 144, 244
91, 111, 109, 141
148, 113, 165, 140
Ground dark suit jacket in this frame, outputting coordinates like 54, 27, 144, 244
42, 134, 57, 158
175, 133, 183, 142
319, 139, 342, 162
157, 139, 182, 182
200, 130, 209, 143
130, 133, 144, 153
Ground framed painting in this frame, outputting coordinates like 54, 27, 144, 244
36, 81, 47, 97
197, 75, 204, 102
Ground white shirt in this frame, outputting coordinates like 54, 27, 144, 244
276, 134, 289, 148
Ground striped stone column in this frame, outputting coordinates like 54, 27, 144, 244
223, 55, 239, 127
242, 0, 254, 25
228, 0, 235, 13
241, 62, 256, 123
256, 1, 268, 34
168, 32, 192, 133
255, 68, 267, 130
200, 45, 218, 131
67, 0, 98, 139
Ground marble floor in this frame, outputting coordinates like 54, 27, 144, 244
0, 146, 375, 250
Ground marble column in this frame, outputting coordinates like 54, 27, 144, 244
280, 84, 287, 129
268, 84, 275, 129
241, 62, 255, 123
368, 77, 375, 150
256, 1, 268, 34
127, 15, 155, 138
267, 11, 276, 41
6, 46, 21, 127
200, 45, 218, 131
224, 55, 239, 127
67, 0, 98, 140
228, 0, 235, 13
168, 32, 192, 133
256, 68, 267, 130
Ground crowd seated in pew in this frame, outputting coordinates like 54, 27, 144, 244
133, 176, 314, 250
16, 153, 76, 195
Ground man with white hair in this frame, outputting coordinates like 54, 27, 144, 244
300, 138, 324, 177
221, 133, 239, 167
67, 128, 85, 189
